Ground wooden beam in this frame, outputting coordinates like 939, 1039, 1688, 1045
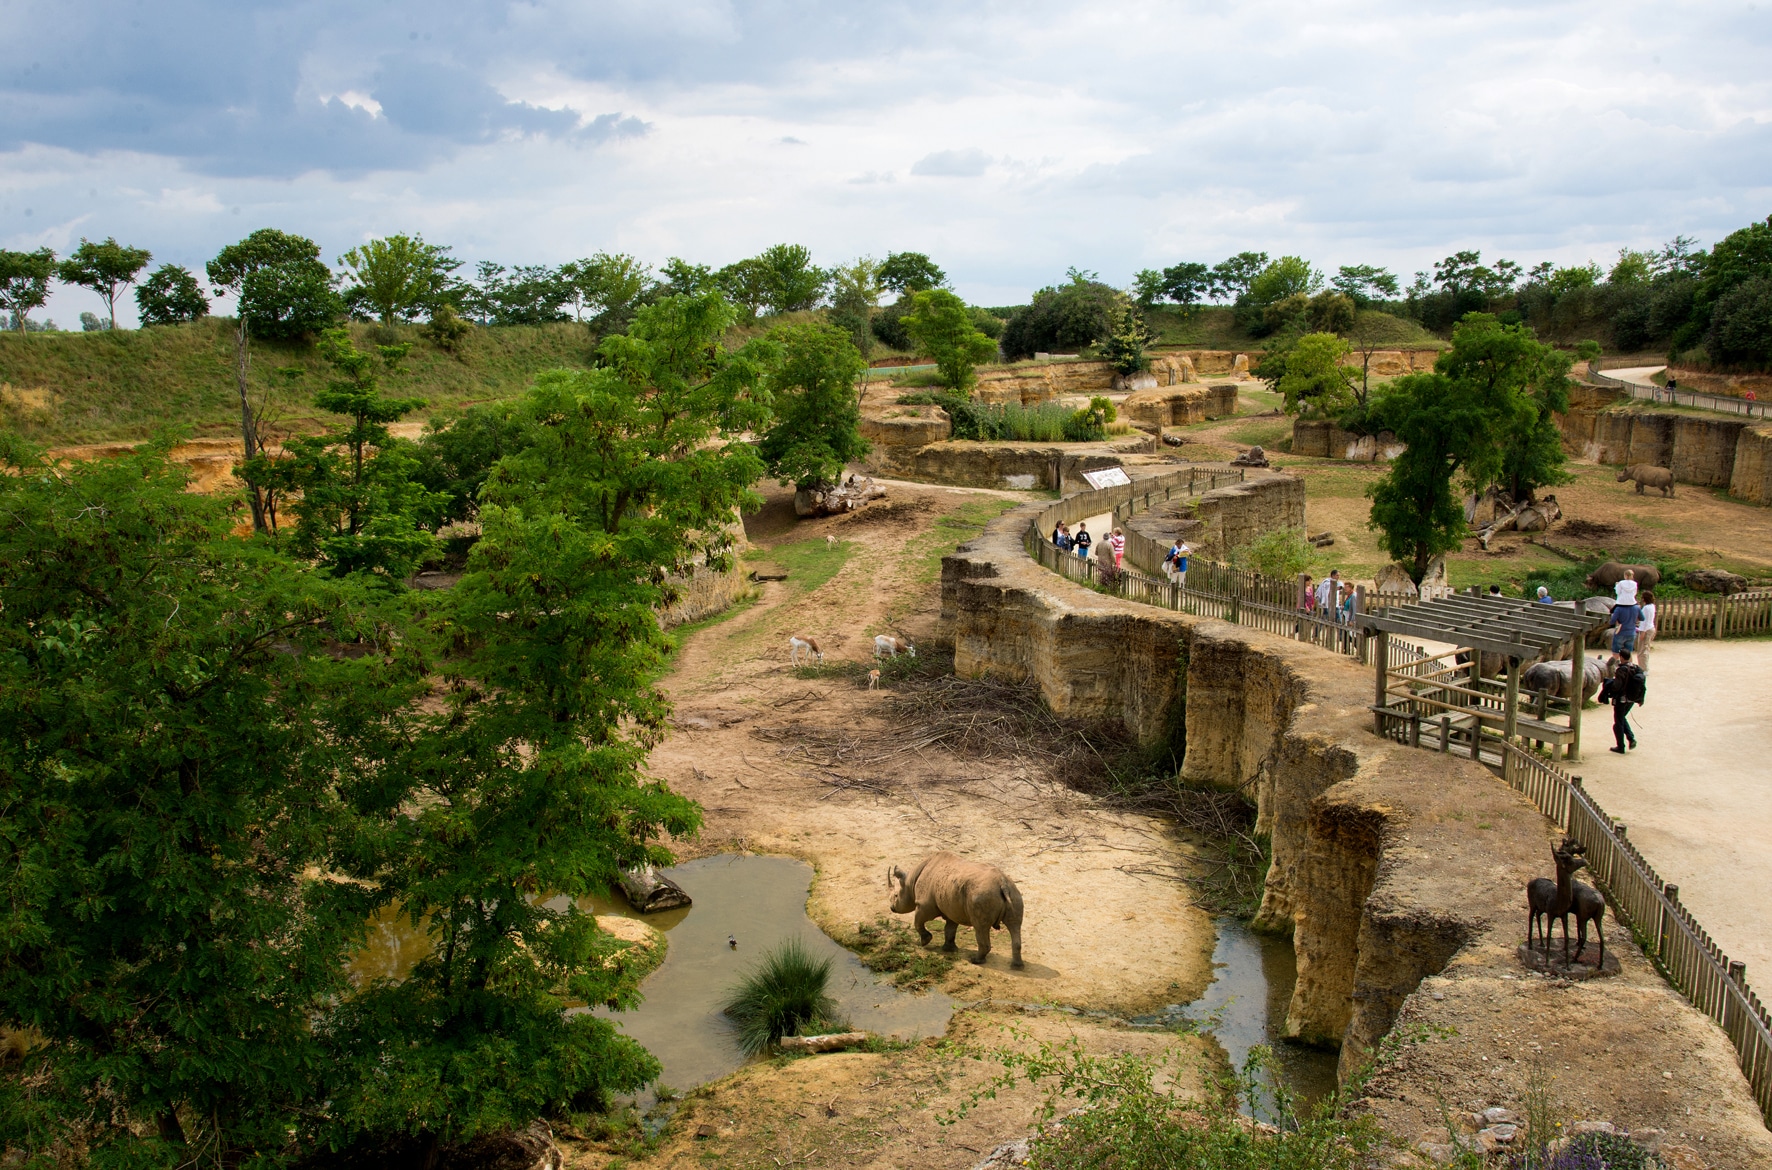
1373, 630, 1389, 735
1568, 635, 1583, 762
1503, 656, 1521, 745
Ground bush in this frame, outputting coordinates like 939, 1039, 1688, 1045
1230, 528, 1313, 579
722, 938, 844, 1054
999, 275, 1118, 360
872, 297, 913, 350
422, 303, 472, 351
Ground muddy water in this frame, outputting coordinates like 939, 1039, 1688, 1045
587, 855, 953, 1093
1156, 917, 1339, 1111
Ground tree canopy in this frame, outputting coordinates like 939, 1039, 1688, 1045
57, 237, 152, 328
337, 233, 461, 324
0, 248, 56, 332
757, 321, 870, 487
903, 289, 999, 391
134, 264, 210, 326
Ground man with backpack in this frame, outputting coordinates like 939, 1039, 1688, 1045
1600, 650, 1647, 754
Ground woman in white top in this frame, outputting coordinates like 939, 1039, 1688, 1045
1636, 589, 1657, 667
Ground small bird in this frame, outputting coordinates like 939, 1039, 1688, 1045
728, 934, 738, 950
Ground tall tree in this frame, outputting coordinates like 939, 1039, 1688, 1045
0, 248, 56, 333
903, 289, 999, 392
757, 243, 828, 313
208, 229, 335, 531
828, 257, 882, 356
337, 233, 461, 324
0, 435, 417, 1165
57, 237, 152, 328
269, 329, 444, 578
317, 292, 771, 1157
134, 263, 210, 326
559, 252, 652, 335
1274, 332, 1357, 416
878, 251, 947, 295
1208, 252, 1268, 301
757, 321, 870, 488
1330, 264, 1400, 306
1098, 293, 1156, 375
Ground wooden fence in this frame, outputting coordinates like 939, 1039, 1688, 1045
1500, 743, 1772, 1123
1651, 591, 1772, 639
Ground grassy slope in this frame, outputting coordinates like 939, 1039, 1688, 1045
0, 318, 599, 447
1143, 306, 1441, 350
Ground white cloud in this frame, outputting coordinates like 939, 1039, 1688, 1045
2, 0, 1769, 308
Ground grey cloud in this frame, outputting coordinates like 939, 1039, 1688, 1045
912, 149, 990, 177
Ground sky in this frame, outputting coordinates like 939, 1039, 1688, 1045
4, 0, 1770, 326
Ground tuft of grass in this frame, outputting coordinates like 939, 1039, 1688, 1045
744, 536, 855, 597
851, 916, 957, 990
722, 938, 845, 1055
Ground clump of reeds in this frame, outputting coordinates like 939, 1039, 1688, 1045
722, 938, 844, 1054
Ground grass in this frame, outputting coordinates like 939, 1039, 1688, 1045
0, 317, 597, 446
903, 497, 1022, 584
722, 938, 846, 1055
850, 916, 957, 990
743, 536, 855, 597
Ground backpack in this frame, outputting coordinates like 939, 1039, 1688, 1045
1617, 663, 1647, 705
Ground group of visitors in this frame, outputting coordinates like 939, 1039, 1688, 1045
1051, 521, 1125, 569
1599, 569, 1653, 755
1300, 568, 1358, 623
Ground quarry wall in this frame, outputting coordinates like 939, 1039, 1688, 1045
936, 499, 1772, 1162
863, 435, 1158, 491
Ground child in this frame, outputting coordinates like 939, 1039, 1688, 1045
1074, 522, 1092, 560
1109, 527, 1126, 568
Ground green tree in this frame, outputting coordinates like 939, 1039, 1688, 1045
337, 233, 462, 324
1365, 314, 1571, 579
757, 243, 828, 312
209, 229, 339, 531
57, 237, 152, 328
714, 256, 773, 319
0, 436, 416, 1165
660, 257, 715, 296
0, 247, 56, 332
560, 252, 652, 335
1330, 264, 1400, 306
460, 262, 570, 325
1099, 293, 1155, 375
1241, 256, 1320, 335
135, 263, 210, 326
1608, 248, 1654, 285
757, 321, 870, 487
903, 289, 999, 392
270, 328, 443, 578
1208, 251, 1268, 301
1134, 260, 1212, 310
828, 257, 882, 357
318, 293, 769, 1156
999, 273, 1118, 359
878, 251, 947, 295
1274, 332, 1357, 416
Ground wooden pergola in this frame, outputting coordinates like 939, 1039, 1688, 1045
1359, 595, 1608, 762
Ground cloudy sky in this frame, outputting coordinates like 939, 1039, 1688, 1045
5, 0, 1770, 325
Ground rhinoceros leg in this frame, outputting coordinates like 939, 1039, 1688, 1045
942, 919, 960, 953
913, 906, 937, 947
1007, 922, 1023, 968
970, 923, 991, 965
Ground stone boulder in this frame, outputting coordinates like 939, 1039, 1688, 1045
1230, 445, 1270, 468
1685, 568, 1749, 595
860, 406, 951, 448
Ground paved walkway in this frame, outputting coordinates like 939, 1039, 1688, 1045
1576, 640, 1772, 980
1601, 365, 1666, 387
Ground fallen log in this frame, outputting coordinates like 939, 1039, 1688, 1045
776, 1031, 870, 1054
618, 866, 692, 913
794, 476, 886, 518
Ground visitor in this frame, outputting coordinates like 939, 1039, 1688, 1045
1487, 584, 1503, 598
1316, 569, 1342, 613
1171, 541, 1190, 588
1300, 574, 1316, 614
1052, 520, 1070, 550
1608, 594, 1641, 655
1613, 569, 1638, 607
1109, 527, 1126, 569
1636, 590, 1657, 668
1535, 586, 1554, 604
1074, 522, 1092, 560
1600, 650, 1646, 754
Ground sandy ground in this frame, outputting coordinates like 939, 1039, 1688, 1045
555, 479, 1223, 1167
1576, 640, 1772, 979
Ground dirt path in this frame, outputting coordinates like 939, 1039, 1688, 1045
1576, 640, 1772, 978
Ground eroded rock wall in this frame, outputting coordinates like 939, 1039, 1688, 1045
866, 436, 1156, 490
1731, 425, 1772, 504
939, 502, 1772, 1163
1555, 388, 1763, 497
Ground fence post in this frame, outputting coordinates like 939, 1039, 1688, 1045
1716, 595, 1728, 639
1661, 883, 1680, 959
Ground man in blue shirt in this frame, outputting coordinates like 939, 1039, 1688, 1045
1609, 599, 1640, 654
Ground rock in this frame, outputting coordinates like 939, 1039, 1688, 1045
1483, 1107, 1517, 1125
1685, 568, 1749, 595
1233, 353, 1251, 379
1516, 942, 1620, 979
1230, 445, 1270, 468
618, 865, 693, 913
971, 1137, 1032, 1168
776, 1031, 870, 1053
694, 1123, 719, 1140
1658, 1144, 1711, 1170
794, 476, 886, 518
1571, 1120, 1619, 1136
1477, 1124, 1517, 1153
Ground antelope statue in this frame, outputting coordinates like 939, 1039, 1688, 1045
1526, 838, 1586, 962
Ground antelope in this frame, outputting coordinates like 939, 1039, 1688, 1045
788, 635, 823, 665
1527, 838, 1586, 962
868, 669, 881, 690
1570, 881, 1606, 969
874, 634, 915, 659
826, 535, 838, 549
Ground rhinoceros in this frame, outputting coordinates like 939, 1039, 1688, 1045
888, 852, 1024, 968
1617, 464, 1675, 497
1585, 561, 1661, 593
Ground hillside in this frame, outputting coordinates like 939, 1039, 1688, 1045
0, 318, 599, 447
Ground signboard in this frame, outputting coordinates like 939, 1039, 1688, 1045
1080, 466, 1131, 490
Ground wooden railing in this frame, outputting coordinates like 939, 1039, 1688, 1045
1500, 742, 1772, 1122
1652, 591, 1772, 639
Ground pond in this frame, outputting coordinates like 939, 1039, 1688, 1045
584, 854, 954, 1093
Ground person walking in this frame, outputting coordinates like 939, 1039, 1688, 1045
1636, 590, 1657, 668
1109, 527, 1126, 569
1600, 650, 1647, 753
1074, 522, 1092, 560
1172, 541, 1190, 588
1315, 569, 1342, 613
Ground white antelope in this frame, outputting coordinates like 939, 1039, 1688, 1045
874, 634, 915, 659
788, 635, 823, 665
825, 535, 838, 549
868, 668, 882, 690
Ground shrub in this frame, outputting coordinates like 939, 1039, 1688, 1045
999, 274, 1119, 360
422, 303, 472, 351
722, 938, 844, 1054
1230, 528, 1313, 580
